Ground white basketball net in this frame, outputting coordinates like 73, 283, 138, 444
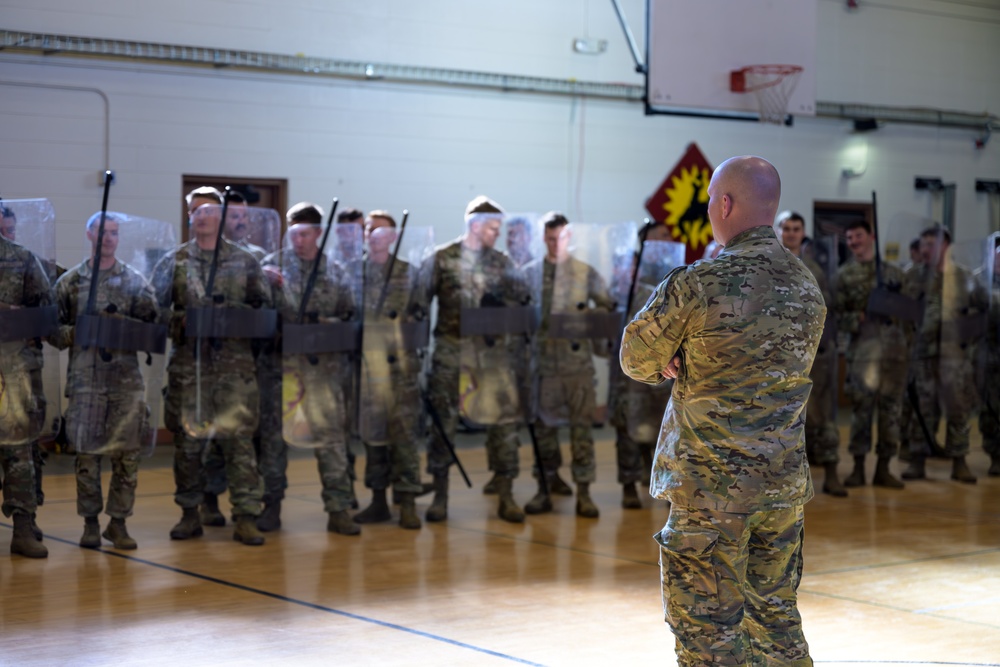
744, 66, 802, 125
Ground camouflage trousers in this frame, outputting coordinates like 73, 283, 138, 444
76, 450, 139, 519
0, 444, 37, 518
655, 505, 811, 667
360, 380, 423, 494
173, 433, 262, 517
427, 341, 520, 478
845, 352, 907, 458
533, 373, 596, 484
314, 443, 353, 513
979, 357, 1000, 459
805, 347, 840, 464
905, 356, 975, 458
30, 367, 46, 506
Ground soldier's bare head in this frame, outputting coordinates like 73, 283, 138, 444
287, 202, 324, 227
919, 224, 950, 269
185, 186, 223, 216
707, 156, 781, 245
464, 195, 504, 251
845, 220, 874, 262
286, 202, 325, 261
541, 211, 571, 263
85, 212, 121, 261
365, 210, 398, 260
0, 205, 15, 241
776, 211, 806, 255
336, 208, 364, 225
224, 190, 250, 240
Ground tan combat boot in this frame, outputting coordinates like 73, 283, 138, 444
169, 508, 204, 540
11, 513, 48, 558
482, 472, 500, 495
425, 475, 449, 522
233, 516, 265, 545
901, 457, 926, 480
200, 492, 226, 527
496, 477, 525, 523
103, 518, 138, 549
843, 455, 866, 487
397, 493, 421, 530
80, 516, 102, 548
327, 510, 361, 536
576, 483, 600, 518
549, 471, 573, 496
524, 473, 553, 515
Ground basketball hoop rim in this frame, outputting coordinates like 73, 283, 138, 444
730, 64, 803, 93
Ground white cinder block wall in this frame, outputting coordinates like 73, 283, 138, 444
0, 0, 998, 267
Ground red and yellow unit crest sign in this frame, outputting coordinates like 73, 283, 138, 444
645, 143, 714, 263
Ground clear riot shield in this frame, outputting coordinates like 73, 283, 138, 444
458, 229, 540, 428
616, 239, 686, 443
61, 212, 174, 456
180, 203, 278, 440
358, 224, 434, 444
224, 205, 282, 261
0, 198, 59, 446
504, 213, 544, 269
802, 233, 841, 458
535, 221, 636, 427
280, 221, 361, 448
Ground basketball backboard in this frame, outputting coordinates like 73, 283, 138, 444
645, 0, 817, 121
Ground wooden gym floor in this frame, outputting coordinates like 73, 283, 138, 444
1, 424, 998, 667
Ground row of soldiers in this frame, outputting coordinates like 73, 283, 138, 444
0, 190, 686, 558
776, 211, 1000, 497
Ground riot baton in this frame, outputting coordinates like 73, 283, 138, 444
624, 219, 655, 320
296, 198, 339, 325
84, 170, 114, 362
374, 210, 409, 318
423, 394, 472, 488
204, 186, 232, 301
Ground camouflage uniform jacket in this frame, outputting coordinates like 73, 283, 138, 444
263, 247, 355, 372
903, 254, 989, 360
152, 239, 272, 374
427, 239, 529, 343
234, 238, 268, 262
54, 258, 160, 395
620, 226, 826, 512
834, 258, 908, 362
0, 236, 53, 373
530, 256, 615, 376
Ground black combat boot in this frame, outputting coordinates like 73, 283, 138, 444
103, 517, 138, 549
621, 482, 643, 509
80, 516, 101, 549
354, 488, 391, 524
843, 455, 866, 487
170, 508, 204, 540
873, 457, 904, 489
822, 462, 848, 497
256, 500, 282, 532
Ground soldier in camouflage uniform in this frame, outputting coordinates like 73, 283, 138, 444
265, 202, 360, 535
778, 212, 846, 496
834, 219, 908, 489
222, 191, 268, 261
1, 205, 59, 529
0, 230, 52, 558
610, 221, 677, 509
424, 196, 530, 524
152, 186, 270, 546
981, 239, 1000, 476
350, 211, 429, 530
900, 225, 988, 483
621, 156, 819, 666
54, 213, 160, 549
521, 213, 615, 518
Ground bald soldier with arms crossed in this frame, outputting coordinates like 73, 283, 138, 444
622, 156, 822, 666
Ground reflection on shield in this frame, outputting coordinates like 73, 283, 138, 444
279, 217, 361, 448
62, 212, 174, 457
359, 225, 434, 445
0, 198, 60, 446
